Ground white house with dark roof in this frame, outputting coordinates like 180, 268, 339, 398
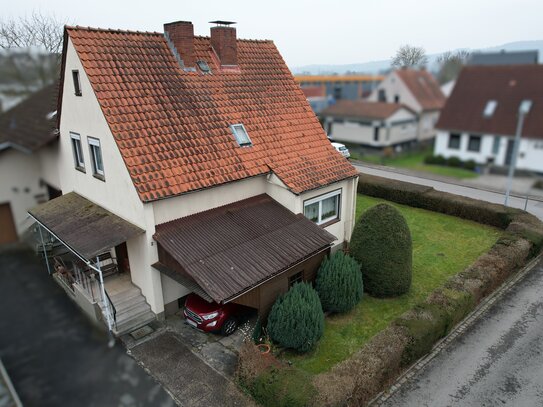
321, 100, 418, 148
434, 65, 543, 172
0, 84, 61, 244
29, 21, 358, 336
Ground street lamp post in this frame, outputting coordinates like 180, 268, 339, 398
504, 100, 532, 207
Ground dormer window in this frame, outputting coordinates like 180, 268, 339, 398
483, 100, 497, 118
72, 70, 82, 96
230, 124, 252, 147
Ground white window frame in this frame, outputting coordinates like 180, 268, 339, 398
72, 70, 82, 96
230, 123, 252, 147
303, 189, 341, 225
88, 137, 105, 177
70, 132, 85, 169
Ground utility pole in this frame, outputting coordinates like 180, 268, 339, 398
504, 100, 532, 206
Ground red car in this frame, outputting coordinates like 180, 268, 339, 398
183, 293, 243, 336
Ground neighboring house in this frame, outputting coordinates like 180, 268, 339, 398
296, 74, 384, 114
0, 84, 60, 244
368, 69, 446, 141
321, 101, 418, 148
28, 21, 358, 336
434, 65, 543, 172
467, 50, 539, 66
301, 86, 330, 114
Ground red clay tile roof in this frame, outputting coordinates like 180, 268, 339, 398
0, 84, 58, 152
396, 69, 445, 111
321, 100, 414, 120
302, 86, 326, 98
63, 26, 357, 202
436, 65, 543, 139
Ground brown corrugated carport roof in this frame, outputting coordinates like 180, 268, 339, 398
28, 192, 144, 259
153, 194, 336, 304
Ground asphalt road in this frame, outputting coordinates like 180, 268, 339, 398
355, 164, 543, 221
381, 259, 543, 407
0, 245, 175, 407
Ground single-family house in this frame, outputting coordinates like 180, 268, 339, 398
434, 65, 543, 172
367, 69, 446, 141
0, 84, 61, 244
28, 21, 358, 336
321, 101, 418, 148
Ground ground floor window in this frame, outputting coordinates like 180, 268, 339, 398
288, 271, 303, 287
493, 136, 501, 155
468, 135, 482, 152
448, 133, 461, 149
304, 189, 341, 225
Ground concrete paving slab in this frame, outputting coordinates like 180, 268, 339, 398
129, 332, 255, 407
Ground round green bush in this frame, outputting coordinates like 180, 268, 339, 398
447, 156, 462, 167
350, 203, 413, 297
315, 251, 363, 313
464, 159, 477, 171
267, 282, 324, 353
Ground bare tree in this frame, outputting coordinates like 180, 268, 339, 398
391, 45, 428, 69
0, 12, 66, 96
0, 11, 64, 53
436, 50, 470, 84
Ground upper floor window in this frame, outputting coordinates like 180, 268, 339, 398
448, 133, 461, 149
70, 132, 85, 170
288, 271, 303, 288
304, 189, 341, 226
88, 137, 104, 178
230, 124, 252, 147
483, 100, 497, 118
72, 70, 82, 96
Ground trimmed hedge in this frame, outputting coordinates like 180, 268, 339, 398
315, 251, 363, 313
350, 203, 412, 297
267, 282, 324, 353
423, 154, 477, 171
310, 174, 543, 406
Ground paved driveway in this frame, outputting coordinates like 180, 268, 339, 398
0, 245, 175, 407
381, 260, 543, 407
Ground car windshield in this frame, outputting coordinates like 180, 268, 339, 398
339, 146, 347, 151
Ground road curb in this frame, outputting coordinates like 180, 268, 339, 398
370, 253, 543, 406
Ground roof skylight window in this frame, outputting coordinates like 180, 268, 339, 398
196, 60, 211, 73
230, 124, 252, 147
483, 100, 498, 118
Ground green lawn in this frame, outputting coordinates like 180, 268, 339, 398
282, 195, 502, 375
350, 149, 479, 180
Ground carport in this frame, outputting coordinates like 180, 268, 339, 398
153, 194, 335, 317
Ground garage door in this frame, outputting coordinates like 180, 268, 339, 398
0, 203, 18, 244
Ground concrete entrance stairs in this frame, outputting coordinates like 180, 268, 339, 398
102, 274, 156, 336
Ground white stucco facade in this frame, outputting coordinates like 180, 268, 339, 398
325, 108, 417, 148
0, 149, 48, 235
434, 130, 543, 172
57, 37, 359, 316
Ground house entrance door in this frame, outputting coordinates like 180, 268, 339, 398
115, 242, 130, 274
0, 203, 17, 244
505, 139, 515, 166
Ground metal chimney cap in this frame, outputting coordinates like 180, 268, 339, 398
209, 20, 236, 26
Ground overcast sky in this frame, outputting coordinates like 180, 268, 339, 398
4, 0, 542, 67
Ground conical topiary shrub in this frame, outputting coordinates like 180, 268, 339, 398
350, 203, 412, 297
315, 251, 363, 313
267, 282, 324, 353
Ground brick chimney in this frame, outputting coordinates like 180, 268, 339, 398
210, 22, 238, 66
164, 21, 195, 68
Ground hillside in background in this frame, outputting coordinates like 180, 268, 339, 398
291, 40, 543, 75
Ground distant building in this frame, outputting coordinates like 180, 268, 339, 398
295, 74, 384, 113
301, 86, 331, 114
322, 101, 418, 148
435, 65, 543, 172
467, 50, 538, 66
368, 69, 446, 141
0, 84, 60, 243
